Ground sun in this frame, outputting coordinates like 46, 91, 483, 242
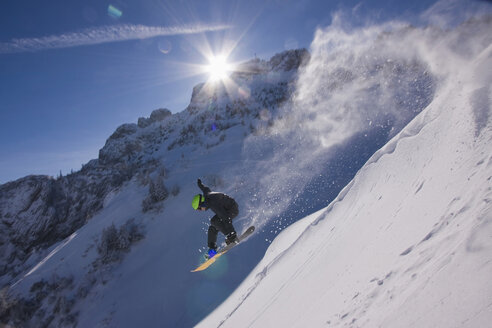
206, 55, 232, 82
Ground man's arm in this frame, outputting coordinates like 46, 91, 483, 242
197, 179, 211, 195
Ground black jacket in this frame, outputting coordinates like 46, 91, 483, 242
198, 180, 239, 220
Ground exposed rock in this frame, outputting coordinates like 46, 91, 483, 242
108, 123, 137, 140
268, 48, 310, 72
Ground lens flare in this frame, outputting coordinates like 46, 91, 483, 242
108, 5, 123, 19
158, 39, 172, 54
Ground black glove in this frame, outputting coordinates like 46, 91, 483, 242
197, 179, 202, 186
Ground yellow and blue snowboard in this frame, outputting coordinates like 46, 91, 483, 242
191, 226, 255, 272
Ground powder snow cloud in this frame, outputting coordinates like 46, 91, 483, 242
241, 0, 492, 230
0, 23, 231, 54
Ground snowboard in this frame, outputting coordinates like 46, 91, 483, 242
191, 226, 255, 272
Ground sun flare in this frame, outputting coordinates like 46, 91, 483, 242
206, 55, 232, 82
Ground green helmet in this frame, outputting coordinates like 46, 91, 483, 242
192, 194, 203, 210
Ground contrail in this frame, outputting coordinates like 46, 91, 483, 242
0, 23, 232, 54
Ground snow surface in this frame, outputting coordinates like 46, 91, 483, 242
198, 17, 492, 328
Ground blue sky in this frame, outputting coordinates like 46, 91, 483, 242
0, 0, 447, 183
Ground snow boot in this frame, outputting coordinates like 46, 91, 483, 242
205, 248, 217, 260
225, 231, 239, 245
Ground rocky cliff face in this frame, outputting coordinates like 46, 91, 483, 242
0, 164, 133, 280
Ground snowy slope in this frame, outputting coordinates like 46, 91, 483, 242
198, 18, 492, 328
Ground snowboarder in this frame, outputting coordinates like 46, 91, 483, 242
192, 179, 239, 259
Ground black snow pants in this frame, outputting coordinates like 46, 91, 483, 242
207, 204, 239, 249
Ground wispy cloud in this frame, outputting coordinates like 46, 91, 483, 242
0, 23, 232, 54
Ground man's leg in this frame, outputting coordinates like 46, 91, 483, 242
207, 225, 219, 250
210, 215, 237, 245
221, 218, 238, 245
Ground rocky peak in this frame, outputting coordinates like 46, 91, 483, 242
188, 49, 310, 112
138, 108, 172, 128
267, 48, 310, 72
